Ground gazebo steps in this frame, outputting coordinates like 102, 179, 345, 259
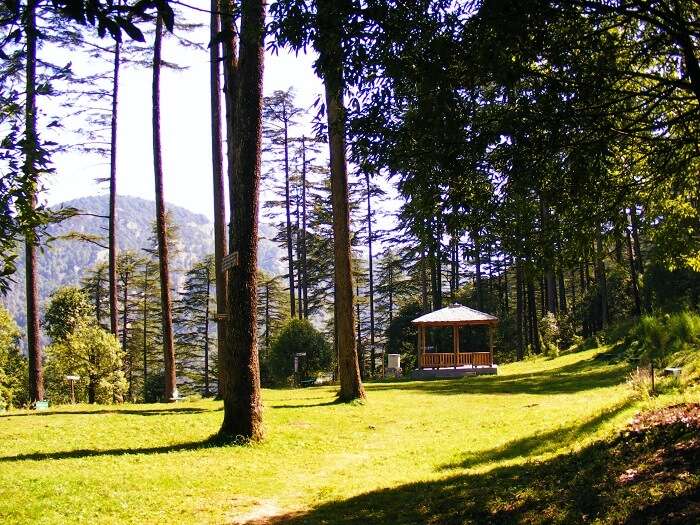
412, 365, 498, 379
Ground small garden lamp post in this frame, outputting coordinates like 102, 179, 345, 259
65, 375, 80, 404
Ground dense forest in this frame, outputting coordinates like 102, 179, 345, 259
1, 0, 699, 442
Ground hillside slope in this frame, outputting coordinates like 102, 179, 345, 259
1, 195, 282, 330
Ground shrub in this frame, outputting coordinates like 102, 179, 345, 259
0, 305, 28, 409
269, 319, 332, 385
539, 313, 560, 357
45, 326, 126, 404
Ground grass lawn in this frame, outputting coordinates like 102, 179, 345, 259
1, 346, 697, 524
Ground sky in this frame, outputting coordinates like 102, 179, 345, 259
46, 8, 325, 221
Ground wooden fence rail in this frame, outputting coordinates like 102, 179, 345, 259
420, 352, 492, 369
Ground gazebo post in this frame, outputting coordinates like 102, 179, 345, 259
452, 325, 458, 369
489, 325, 494, 367
417, 326, 425, 369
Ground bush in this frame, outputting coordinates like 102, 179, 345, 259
269, 319, 332, 385
45, 326, 126, 404
0, 305, 28, 409
538, 313, 560, 357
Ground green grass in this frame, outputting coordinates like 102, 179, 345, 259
0, 347, 696, 524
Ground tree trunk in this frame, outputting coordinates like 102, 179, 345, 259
515, 259, 524, 360
629, 205, 643, 273
210, 0, 228, 397
109, 35, 120, 339
365, 172, 376, 375
626, 227, 642, 316
595, 234, 608, 329
143, 265, 149, 401
557, 260, 567, 314
204, 265, 211, 396
356, 284, 363, 380
152, 15, 177, 401
420, 248, 429, 312
474, 237, 483, 310
316, 0, 365, 402
121, 270, 129, 399
220, 0, 238, 400
219, 0, 266, 440
527, 274, 540, 354
301, 137, 309, 318
295, 184, 303, 317
24, 0, 44, 403
283, 111, 296, 318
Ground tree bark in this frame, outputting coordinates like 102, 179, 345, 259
316, 0, 365, 402
210, 0, 228, 397
109, 35, 120, 339
24, 0, 44, 403
152, 15, 177, 401
219, 0, 266, 440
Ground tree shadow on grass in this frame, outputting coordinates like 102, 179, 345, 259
268, 400, 343, 409
0, 431, 241, 463
439, 398, 635, 471
262, 412, 700, 525
366, 357, 629, 397
0, 407, 217, 418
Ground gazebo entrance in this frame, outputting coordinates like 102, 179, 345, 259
412, 303, 498, 377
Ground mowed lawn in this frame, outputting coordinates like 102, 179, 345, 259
0, 348, 674, 524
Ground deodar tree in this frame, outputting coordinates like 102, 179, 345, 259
219, 0, 267, 441
270, 0, 365, 402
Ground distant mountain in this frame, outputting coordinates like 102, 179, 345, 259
1, 195, 282, 332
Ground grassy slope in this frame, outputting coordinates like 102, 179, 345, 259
0, 347, 694, 524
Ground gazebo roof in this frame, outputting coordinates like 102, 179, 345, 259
411, 303, 498, 327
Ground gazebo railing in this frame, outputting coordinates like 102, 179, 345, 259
420, 352, 492, 368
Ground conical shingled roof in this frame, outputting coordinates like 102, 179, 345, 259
412, 303, 498, 325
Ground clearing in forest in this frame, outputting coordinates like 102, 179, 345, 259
1, 346, 697, 524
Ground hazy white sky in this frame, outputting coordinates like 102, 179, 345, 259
47, 10, 324, 220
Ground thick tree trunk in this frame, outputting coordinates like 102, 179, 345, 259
219, 0, 266, 440
210, 0, 228, 397
545, 268, 557, 314
109, 36, 120, 339
152, 15, 177, 401
24, 0, 43, 403
316, 0, 365, 402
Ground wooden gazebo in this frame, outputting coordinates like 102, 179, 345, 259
412, 303, 498, 376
